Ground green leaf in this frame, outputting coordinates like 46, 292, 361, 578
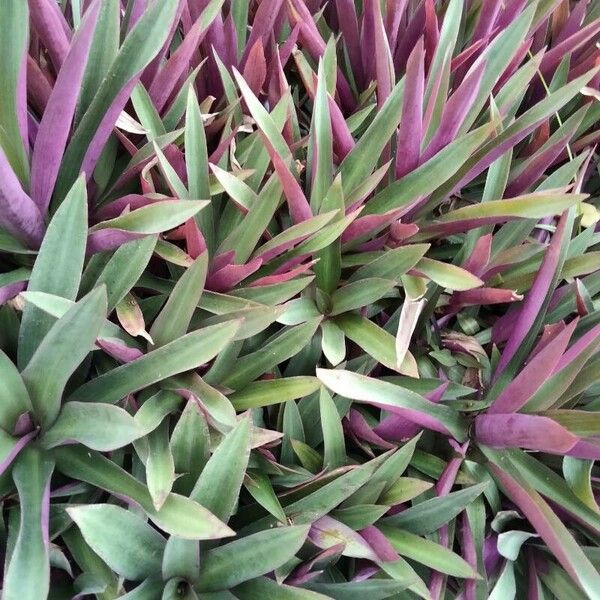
245, 472, 287, 523
18, 176, 88, 368
234, 577, 331, 600
320, 388, 346, 469
317, 369, 467, 441
146, 419, 175, 510
67, 504, 166, 581
94, 234, 157, 311
380, 477, 434, 505
196, 526, 310, 591
0, 0, 29, 183
41, 401, 142, 451
185, 89, 214, 252
0, 349, 31, 432
348, 245, 430, 282
54, 447, 234, 540
221, 319, 321, 390
229, 377, 320, 410
303, 580, 413, 600
415, 257, 483, 291
3, 448, 54, 600
381, 527, 481, 578
381, 483, 488, 533
330, 278, 396, 316
91, 201, 207, 234
69, 320, 241, 404
21, 287, 107, 428
149, 253, 208, 348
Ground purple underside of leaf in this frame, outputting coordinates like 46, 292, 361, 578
248, 260, 316, 287
241, 0, 284, 67
0, 148, 45, 248
494, 210, 569, 378
263, 135, 312, 224
335, 0, 364, 86
30, 0, 100, 214
489, 318, 577, 414
476, 414, 579, 453
345, 409, 395, 449
554, 321, 600, 372
94, 194, 154, 221
395, 37, 424, 179
421, 61, 485, 162
0, 431, 37, 477
149, 12, 211, 113
96, 338, 144, 363
80, 78, 139, 181
206, 258, 263, 292
0, 281, 27, 305
86, 229, 147, 255
29, 0, 71, 70
374, 383, 448, 442
341, 209, 403, 243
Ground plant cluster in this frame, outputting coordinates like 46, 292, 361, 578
1, 0, 600, 598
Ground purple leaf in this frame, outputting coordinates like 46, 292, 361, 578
395, 38, 424, 179
86, 229, 146, 255
475, 414, 578, 453
489, 319, 577, 414
0, 281, 27, 306
206, 258, 263, 292
28, 0, 71, 70
0, 147, 45, 248
30, 0, 100, 214
495, 210, 570, 377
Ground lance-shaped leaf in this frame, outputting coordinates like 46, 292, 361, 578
41, 401, 142, 451
381, 482, 488, 533
30, 1, 100, 213
317, 369, 467, 440
395, 40, 423, 178
418, 192, 586, 237
54, 446, 234, 540
3, 448, 54, 600
67, 504, 166, 581
91, 200, 207, 235
0, 147, 44, 249
229, 377, 320, 410
149, 253, 208, 348
18, 175, 88, 368
413, 257, 483, 291
69, 320, 241, 404
0, 349, 32, 432
196, 525, 310, 591
55, 0, 180, 199
489, 319, 578, 414
21, 286, 107, 428
475, 413, 579, 454
330, 279, 396, 316
487, 461, 600, 598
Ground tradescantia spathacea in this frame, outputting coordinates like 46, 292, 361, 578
0, 0, 600, 598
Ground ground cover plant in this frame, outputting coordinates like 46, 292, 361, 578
0, 0, 600, 598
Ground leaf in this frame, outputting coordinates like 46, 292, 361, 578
0, 348, 31, 432
41, 401, 142, 451
234, 578, 331, 599
55, 0, 180, 199
137, 418, 173, 513
486, 460, 600, 598
91, 201, 208, 235
381, 483, 488, 533
229, 377, 320, 410
196, 526, 310, 591
149, 253, 208, 348
2, 448, 54, 600
330, 278, 396, 316
222, 319, 321, 390
320, 388, 346, 469
54, 446, 233, 540
69, 320, 241, 404
18, 175, 88, 368
317, 369, 467, 440
94, 234, 157, 311
303, 580, 413, 600
415, 257, 483, 291
67, 504, 166, 581
21, 287, 107, 428
381, 527, 481, 579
